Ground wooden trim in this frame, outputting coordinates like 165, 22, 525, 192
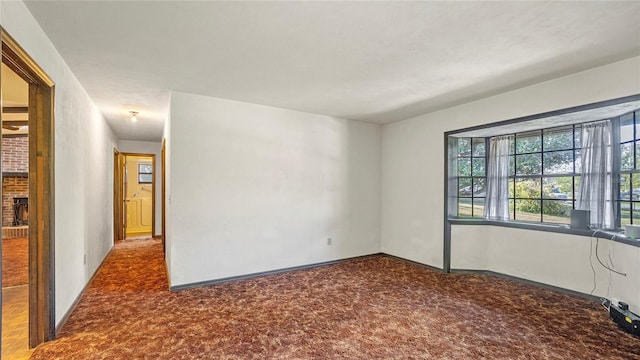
2, 120, 29, 126
2, 172, 28, 177
152, 155, 156, 241
122, 152, 156, 158
121, 153, 156, 239
2, 31, 54, 87
125, 230, 153, 236
2, 106, 29, 113
2, 133, 28, 139
161, 139, 166, 254
28, 78, 55, 346
113, 149, 123, 242
2, 28, 56, 346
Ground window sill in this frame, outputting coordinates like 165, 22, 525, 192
448, 218, 640, 248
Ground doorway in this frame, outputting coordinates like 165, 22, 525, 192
1, 30, 55, 357
1, 56, 31, 360
114, 153, 155, 241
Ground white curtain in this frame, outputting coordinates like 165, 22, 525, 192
577, 120, 613, 229
484, 135, 512, 221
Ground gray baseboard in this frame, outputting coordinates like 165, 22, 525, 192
55, 246, 114, 337
450, 268, 601, 303
170, 253, 384, 292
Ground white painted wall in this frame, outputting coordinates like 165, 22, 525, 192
118, 140, 162, 236
451, 226, 640, 310
1, 1, 118, 325
382, 57, 640, 307
163, 105, 172, 279
168, 92, 381, 286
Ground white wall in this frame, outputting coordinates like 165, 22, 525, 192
163, 104, 172, 279
1, 1, 118, 325
117, 140, 162, 236
382, 57, 640, 306
451, 226, 640, 310
168, 92, 381, 287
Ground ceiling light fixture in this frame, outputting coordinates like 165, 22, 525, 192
129, 110, 139, 122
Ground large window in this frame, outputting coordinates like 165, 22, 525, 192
449, 101, 640, 230
618, 110, 640, 225
508, 126, 581, 224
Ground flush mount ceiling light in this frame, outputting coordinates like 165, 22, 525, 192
129, 110, 139, 122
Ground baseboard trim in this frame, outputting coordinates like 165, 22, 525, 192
170, 253, 601, 304
170, 253, 384, 292
450, 268, 601, 303
153, 235, 161, 239
55, 246, 114, 337
381, 253, 444, 273
53, 248, 603, 334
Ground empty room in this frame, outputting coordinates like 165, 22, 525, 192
0, 1, 639, 359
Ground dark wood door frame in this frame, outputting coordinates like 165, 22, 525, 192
113, 149, 126, 241
1, 29, 56, 346
161, 139, 166, 253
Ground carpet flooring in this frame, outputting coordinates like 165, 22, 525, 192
31, 238, 639, 359
2, 237, 28, 287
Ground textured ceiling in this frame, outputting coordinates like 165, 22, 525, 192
1, 63, 29, 136
23, 1, 640, 141
1, 63, 28, 107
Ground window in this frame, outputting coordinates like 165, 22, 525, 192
448, 98, 640, 230
617, 110, 640, 226
138, 163, 153, 184
507, 126, 581, 224
456, 138, 486, 217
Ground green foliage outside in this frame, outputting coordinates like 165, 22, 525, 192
458, 129, 582, 220
513, 179, 572, 217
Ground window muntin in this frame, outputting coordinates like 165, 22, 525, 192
138, 163, 153, 184
452, 126, 582, 224
617, 111, 640, 226
508, 126, 580, 224
447, 98, 640, 232
457, 138, 486, 218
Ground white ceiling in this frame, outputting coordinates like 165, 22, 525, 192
1, 63, 28, 107
23, 1, 640, 142
1, 63, 29, 136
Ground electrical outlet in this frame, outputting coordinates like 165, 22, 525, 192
327, 237, 332, 245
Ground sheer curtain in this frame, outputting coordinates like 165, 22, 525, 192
577, 120, 613, 229
484, 135, 511, 221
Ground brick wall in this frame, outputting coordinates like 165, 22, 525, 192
2, 136, 29, 173
2, 176, 28, 227
2, 136, 29, 227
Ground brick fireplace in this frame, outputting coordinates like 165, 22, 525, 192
2, 136, 28, 239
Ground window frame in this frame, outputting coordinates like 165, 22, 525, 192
615, 110, 640, 228
138, 163, 153, 184
446, 95, 640, 232
506, 125, 582, 225
443, 95, 640, 273
455, 137, 488, 218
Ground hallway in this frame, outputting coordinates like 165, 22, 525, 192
30, 237, 168, 358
